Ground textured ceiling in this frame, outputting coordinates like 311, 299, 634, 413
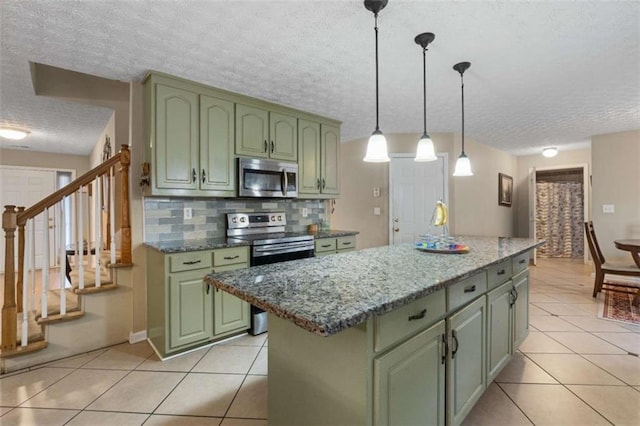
1, 0, 639, 156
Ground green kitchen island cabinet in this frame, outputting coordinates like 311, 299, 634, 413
206, 236, 542, 425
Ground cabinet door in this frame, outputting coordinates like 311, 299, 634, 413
213, 262, 250, 335
487, 281, 513, 383
155, 83, 198, 190
320, 124, 340, 195
200, 95, 235, 194
298, 119, 321, 194
513, 270, 530, 349
270, 112, 297, 161
169, 270, 213, 349
374, 320, 445, 426
236, 104, 269, 158
448, 296, 487, 426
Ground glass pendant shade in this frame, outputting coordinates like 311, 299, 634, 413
415, 133, 437, 162
363, 130, 390, 162
453, 153, 473, 176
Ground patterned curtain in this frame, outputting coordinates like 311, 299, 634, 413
536, 181, 584, 258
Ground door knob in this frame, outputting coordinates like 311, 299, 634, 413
394, 227, 400, 232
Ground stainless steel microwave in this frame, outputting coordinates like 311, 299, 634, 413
238, 158, 298, 198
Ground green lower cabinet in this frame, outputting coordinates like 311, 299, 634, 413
513, 270, 530, 349
169, 270, 213, 349
374, 320, 446, 426
448, 296, 487, 426
487, 280, 513, 383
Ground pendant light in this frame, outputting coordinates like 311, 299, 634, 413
414, 32, 437, 162
363, 0, 390, 163
452, 61, 473, 176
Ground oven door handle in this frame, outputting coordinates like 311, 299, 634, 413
253, 242, 314, 253
282, 169, 288, 197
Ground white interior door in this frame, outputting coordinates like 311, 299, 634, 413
389, 154, 447, 245
0, 167, 56, 272
528, 167, 537, 265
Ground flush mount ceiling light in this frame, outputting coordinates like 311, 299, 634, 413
414, 32, 437, 162
363, 0, 390, 163
542, 147, 558, 157
452, 61, 473, 177
0, 126, 30, 140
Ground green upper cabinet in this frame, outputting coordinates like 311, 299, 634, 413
200, 94, 235, 193
236, 104, 298, 161
298, 119, 321, 194
144, 74, 235, 197
236, 104, 269, 158
298, 120, 341, 198
154, 83, 199, 191
320, 124, 340, 195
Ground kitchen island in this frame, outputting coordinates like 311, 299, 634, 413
205, 236, 543, 425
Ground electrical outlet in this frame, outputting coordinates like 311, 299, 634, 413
302, 208, 308, 217
373, 187, 381, 197
183, 207, 193, 219
602, 204, 615, 214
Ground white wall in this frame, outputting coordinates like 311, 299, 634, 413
331, 132, 518, 249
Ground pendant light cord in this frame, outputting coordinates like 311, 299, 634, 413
374, 13, 380, 131
461, 72, 465, 155
422, 47, 427, 133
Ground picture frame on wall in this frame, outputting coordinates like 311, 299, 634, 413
499, 173, 513, 207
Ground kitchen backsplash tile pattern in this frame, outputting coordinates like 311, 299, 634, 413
144, 198, 328, 243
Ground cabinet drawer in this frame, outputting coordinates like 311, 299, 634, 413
447, 271, 488, 311
315, 238, 337, 253
214, 247, 249, 267
169, 251, 212, 273
487, 259, 512, 290
336, 236, 356, 251
512, 251, 530, 275
374, 290, 446, 352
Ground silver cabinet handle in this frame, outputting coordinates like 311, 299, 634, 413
223, 255, 239, 260
183, 260, 201, 265
264, 140, 268, 152
464, 285, 477, 293
497, 269, 506, 275
320, 244, 332, 248
317, 178, 321, 190
201, 169, 206, 184
341, 242, 352, 246
322, 178, 326, 190
451, 330, 459, 358
271, 141, 275, 153
192, 168, 197, 183
519, 258, 526, 264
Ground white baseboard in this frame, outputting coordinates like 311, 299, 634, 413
129, 330, 147, 344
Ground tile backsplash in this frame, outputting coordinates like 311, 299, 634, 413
144, 198, 328, 243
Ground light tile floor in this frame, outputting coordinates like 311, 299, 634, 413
1, 258, 638, 425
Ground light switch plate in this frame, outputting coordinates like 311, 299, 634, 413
374, 207, 381, 215
602, 204, 615, 214
183, 207, 193, 219
302, 208, 308, 217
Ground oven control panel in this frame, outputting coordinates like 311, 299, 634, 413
227, 212, 287, 229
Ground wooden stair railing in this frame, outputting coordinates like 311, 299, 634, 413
1, 145, 131, 355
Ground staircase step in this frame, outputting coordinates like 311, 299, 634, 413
73, 282, 118, 295
0, 340, 48, 359
37, 310, 85, 325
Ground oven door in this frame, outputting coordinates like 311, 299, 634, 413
238, 158, 298, 198
251, 242, 314, 266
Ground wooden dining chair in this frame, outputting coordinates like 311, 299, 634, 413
584, 221, 640, 298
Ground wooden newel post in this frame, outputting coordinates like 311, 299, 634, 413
119, 145, 132, 264
16, 207, 26, 314
2, 205, 18, 351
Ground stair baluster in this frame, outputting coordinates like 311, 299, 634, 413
21, 218, 31, 347
30, 215, 36, 313
76, 189, 85, 291
41, 208, 49, 319
110, 167, 116, 265
94, 178, 101, 288
58, 200, 66, 315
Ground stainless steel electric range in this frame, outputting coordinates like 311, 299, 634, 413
227, 212, 314, 334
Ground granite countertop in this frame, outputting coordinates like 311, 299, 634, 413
311, 229, 359, 239
145, 237, 250, 253
205, 236, 543, 336
145, 230, 359, 253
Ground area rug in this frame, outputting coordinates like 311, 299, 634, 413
598, 284, 640, 325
